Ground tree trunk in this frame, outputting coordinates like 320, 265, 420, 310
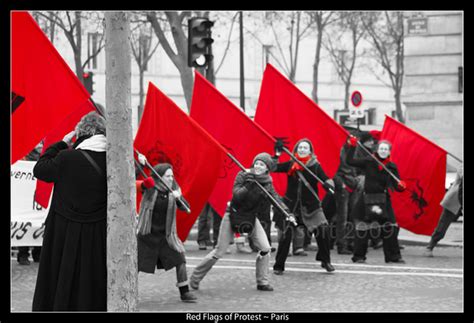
74, 11, 84, 84
104, 11, 138, 312
344, 82, 350, 111
180, 66, 194, 110
138, 68, 145, 123
312, 28, 323, 104
394, 90, 405, 123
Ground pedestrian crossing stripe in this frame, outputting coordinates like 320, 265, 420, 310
186, 264, 463, 279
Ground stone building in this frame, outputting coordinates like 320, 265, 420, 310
403, 11, 463, 171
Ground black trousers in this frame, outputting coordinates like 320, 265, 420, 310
352, 224, 401, 262
274, 223, 331, 271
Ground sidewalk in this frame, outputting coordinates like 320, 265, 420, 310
187, 219, 463, 248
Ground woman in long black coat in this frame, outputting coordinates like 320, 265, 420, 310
136, 162, 197, 303
32, 111, 107, 311
346, 137, 406, 263
272, 138, 336, 275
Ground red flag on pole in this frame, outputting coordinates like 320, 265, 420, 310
11, 12, 92, 164
190, 71, 277, 216
381, 116, 447, 235
134, 82, 226, 241
34, 100, 96, 208
254, 64, 349, 196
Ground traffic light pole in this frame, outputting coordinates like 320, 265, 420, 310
239, 11, 245, 112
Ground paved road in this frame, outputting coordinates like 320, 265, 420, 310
11, 242, 463, 313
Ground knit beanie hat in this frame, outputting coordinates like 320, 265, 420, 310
253, 152, 274, 172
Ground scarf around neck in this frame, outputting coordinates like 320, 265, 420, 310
374, 154, 392, 171
288, 153, 318, 176
248, 169, 273, 185
137, 181, 185, 254
75, 134, 107, 152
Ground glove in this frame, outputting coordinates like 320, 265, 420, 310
138, 153, 148, 166
348, 135, 358, 147
243, 171, 256, 182
287, 213, 298, 226
274, 137, 290, 156
143, 177, 155, 189
323, 180, 335, 193
397, 180, 406, 191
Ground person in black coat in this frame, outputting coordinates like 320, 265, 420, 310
346, 136, 406, 264
32, 111, 107, 311
272, 138, 336, 274
136, 161, 197, 303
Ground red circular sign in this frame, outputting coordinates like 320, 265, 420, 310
351, 91, 363, 107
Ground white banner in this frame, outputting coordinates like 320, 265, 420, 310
11, 161, 49, 246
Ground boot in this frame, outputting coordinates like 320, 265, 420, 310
179, 286, 197, 303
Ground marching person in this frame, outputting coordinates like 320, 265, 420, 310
423, 165, 463, 257
136, 156, 197, 303
32, 111, 107, 311
190, 153, 292, 292
332, 135, 361, 255
272, 138, 336, 275
346, 136, 406, 264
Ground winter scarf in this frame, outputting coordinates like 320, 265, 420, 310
137, 164, 185, 254
288, 153, 319, 176
374, 154, 392, 171
74, 134, 107, 152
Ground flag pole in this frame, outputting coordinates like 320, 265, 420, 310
280, 146, 335, 194
134, 149, 191, 214
226, 152, 297, 226
447, 151, 462, 163
355, 140, 401, 184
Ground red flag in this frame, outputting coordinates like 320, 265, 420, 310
34, 100, 96, 208
190, 72, 277, 216
381, 116, 447, 235
254, 64, 349, 197
11, 12, 91, 164
134, 82, 226, 241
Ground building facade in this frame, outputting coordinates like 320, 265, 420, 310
403, 11, 463, 170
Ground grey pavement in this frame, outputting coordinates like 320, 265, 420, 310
11, 233, 463, 313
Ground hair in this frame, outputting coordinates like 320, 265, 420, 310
75, 111, 106, 138
376, 140, 392, 151
293, 138, 314, 154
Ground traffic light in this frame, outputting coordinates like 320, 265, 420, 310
188, 17, 214, 68
83, 71, 94, 95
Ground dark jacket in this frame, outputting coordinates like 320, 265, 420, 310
274, 161, 329, 212
137, 188, 188, 273
346, 146, 403, 223
32, 141, 107, 311
229, 171, 289, 231
334, 143, 359, 191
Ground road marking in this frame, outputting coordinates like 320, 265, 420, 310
186, 264, 463, 279
186, 257, 462, 273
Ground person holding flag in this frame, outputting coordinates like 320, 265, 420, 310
272, 139, 336, 275
190, 153, 293, 292
346, 137, 407, 264
135, 157, 197, 303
